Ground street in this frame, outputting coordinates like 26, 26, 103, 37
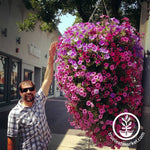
46, 98, 73, 134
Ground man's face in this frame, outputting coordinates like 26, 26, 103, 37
19, 82, 36, 103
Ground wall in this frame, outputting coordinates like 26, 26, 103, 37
0, 0, 61, 102
137, 1, 150, 150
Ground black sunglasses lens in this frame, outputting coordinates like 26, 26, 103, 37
22, 88, 27, 92
29, 87, 34, 91
22, 87, 34, 93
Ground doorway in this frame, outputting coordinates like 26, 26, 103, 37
34, 67, 41, 91
24, 69, 32, 81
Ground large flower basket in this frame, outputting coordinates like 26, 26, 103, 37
55, 16, 144, 149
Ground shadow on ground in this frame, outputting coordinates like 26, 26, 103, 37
73, 137, 97, 150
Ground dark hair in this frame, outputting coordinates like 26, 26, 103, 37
19, 80, 35, 92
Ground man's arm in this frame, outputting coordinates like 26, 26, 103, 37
41, 41, 58, 96
7, 137, 15, 150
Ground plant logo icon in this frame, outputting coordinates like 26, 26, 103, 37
112, 112, 140, 141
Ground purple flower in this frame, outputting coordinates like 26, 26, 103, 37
77, 40, 82, 45
111, 17, 120, 24
92, 46, 98, 52
104, 54, 110, 59
78, 60, 82, 65
73, 63, 78, 70
110, 93, 116, 98
88, 43, 93, 48
83, 46, 87, 51
79, 34, 84, 39
99, 40, 105, 46
100, 48, 109, 53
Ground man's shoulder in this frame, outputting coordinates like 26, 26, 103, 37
9, 101, 23, 116
36, 88, 46, 99
35, 88, 47, 104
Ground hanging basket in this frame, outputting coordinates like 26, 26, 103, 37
55, 16, 144, 149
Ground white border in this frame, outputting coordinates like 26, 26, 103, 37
112, 112, 140, 141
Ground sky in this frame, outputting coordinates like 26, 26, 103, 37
57, 13, 76, 35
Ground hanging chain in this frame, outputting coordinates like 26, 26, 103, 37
102, 0, 109, 17
88, 0, 101, 22
88, 0, 109, 22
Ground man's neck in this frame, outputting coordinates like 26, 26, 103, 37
21, 100, 34, 107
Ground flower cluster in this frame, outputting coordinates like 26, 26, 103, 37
55, 16, 144, 149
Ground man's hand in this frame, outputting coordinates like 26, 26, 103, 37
49, 41, 58, 62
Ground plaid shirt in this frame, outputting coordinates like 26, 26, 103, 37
7, 88, 51, 150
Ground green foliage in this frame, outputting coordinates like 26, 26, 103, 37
18, 0, 61, 32
16, 13, 37, 32
121, 0, 141, 30
40, 22, 56, 32
73, 12, 83, 25
19, 0, 141, 33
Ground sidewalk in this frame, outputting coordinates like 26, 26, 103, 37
0, 128, 136, 150
48, 129, 136, 150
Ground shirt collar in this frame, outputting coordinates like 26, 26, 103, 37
18, 99, 36, 109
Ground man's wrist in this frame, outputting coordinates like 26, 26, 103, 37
48, 61, 54, 65
48, 56, 54, 64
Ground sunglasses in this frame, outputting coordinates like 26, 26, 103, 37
21, 87, 35, 93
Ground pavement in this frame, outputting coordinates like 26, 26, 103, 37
0, 96, 136, 150
48, 129, 136, 150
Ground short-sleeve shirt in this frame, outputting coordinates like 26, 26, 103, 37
7, 88, 51, 150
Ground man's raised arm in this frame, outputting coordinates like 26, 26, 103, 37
41, 41, 58, 96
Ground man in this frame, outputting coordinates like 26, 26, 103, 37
7, 41, 58, 150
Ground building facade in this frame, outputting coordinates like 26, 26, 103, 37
0, 0, 61, 106
137, 1, 150, 150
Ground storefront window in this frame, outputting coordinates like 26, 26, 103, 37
0, 55, 7, 102
10, 59, 19, 100
24, 69, 32, 81
0, 52, 21, 105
